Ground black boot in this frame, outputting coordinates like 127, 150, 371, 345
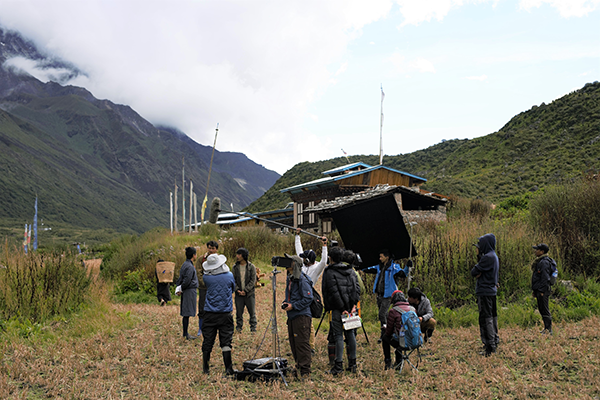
384, 358, 392, 370
203, 351, 211, 374
223, 350, 236, 376
329, 361, 344, 376
346, 358, 357, 373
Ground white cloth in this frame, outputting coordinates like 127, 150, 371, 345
295, 234, 328, 285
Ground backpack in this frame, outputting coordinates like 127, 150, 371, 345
393, 306, 423, 349
310, 287, 323, 319
302, 273, 323, 319
547, 257, 558, 286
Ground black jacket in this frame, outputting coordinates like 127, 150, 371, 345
470, 233, 499, 296
531, 255, 552, 293
322, 262, 360, 312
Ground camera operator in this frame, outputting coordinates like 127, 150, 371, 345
281, 254, 313, 378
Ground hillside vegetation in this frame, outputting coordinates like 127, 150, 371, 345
0, 28, 279, 243
247, 82, 600, 212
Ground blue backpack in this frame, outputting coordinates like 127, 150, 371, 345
547, 257, 558, 286
393, 306, 423, 349
401, 310, 423, 349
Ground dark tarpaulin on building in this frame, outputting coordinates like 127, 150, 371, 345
328, 192, 416, 268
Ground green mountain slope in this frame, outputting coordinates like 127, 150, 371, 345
0, 28, 279, 238
247, 82, 600, 212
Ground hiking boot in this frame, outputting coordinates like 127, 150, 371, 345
346, 358, 357, 373
184, 334, 197, 340
329, 361, 344, 376
541, 328, 553, 335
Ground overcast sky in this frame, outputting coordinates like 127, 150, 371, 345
1, 0, 598, 174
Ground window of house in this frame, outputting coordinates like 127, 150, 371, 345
322, 220, 332, 233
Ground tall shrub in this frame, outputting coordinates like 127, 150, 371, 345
0, 243, 91, 322
529, 178, 600, 276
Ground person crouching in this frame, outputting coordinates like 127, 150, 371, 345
381, 290, 415, 370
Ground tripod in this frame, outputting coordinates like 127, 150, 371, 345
236, 265, 289, 385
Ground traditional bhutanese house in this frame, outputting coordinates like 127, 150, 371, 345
216, 203, 294, 231
280, 162, 445, 234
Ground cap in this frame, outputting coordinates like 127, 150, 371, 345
532, 243, 549, 253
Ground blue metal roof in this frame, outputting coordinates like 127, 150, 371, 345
280, 164, 426, 194
322, 162, 372, 176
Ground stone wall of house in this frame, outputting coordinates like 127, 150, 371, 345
401, 207, 447, 223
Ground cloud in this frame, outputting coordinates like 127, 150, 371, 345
466, 74, 488, 81
519, 0, 600, 18
0, 0, 393, 174
395, 0, 490, 27
389, 52, 436, 73
3, 56, 79, 83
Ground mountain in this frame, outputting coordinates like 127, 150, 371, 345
0, 28, 279, 237
247, 81, 600, 212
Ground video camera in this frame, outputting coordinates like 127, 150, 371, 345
271, 256, 294, 268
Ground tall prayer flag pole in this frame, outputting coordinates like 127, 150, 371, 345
379, 85, 385, 165
202, 123, 219, 222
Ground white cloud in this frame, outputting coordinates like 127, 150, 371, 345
466, 74, 488, 81
335, 62, 348, 76
3, 56, 76, 83
395, 0, 490, 27
519, 0, 600, 18
389, 52, 436, 73
0, 0, 393, 174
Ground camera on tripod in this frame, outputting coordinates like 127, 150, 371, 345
271, 256, 293, 268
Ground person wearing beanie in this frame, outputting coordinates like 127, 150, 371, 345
281, 253, 314, 378
381, 290, 415, 369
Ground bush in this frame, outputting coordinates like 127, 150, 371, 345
529, 178, 600, 276
0, 242, 91, 322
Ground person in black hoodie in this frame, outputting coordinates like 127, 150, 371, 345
322, 246, 361, 375
470, 233, 499, 356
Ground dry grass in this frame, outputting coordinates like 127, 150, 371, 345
1, 276, 599, 400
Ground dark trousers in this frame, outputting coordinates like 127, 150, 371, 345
381, 334, 400, 360
376, 295, 392, 328
235, 294, 257, 332
534, 290, 552, 330
287, 315, 312, 376
197, 288, 207, 318
477, 295, 498, 352
202, 312, 234, 353
330, 309, 357, 362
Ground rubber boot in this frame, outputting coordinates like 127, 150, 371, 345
329, 361, 344, 376
202, 351, 211, 374
223, 350, 235, 376
197, 318, 203, 337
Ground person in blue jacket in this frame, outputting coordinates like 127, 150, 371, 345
281, 253, 314, 378
361, 249, 411, 342
201, 253, 237, 375
471, 233, 500, 356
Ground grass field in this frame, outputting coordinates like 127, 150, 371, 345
1, 276, 599, 400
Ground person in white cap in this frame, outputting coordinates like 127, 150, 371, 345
201, 253, 237, 375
